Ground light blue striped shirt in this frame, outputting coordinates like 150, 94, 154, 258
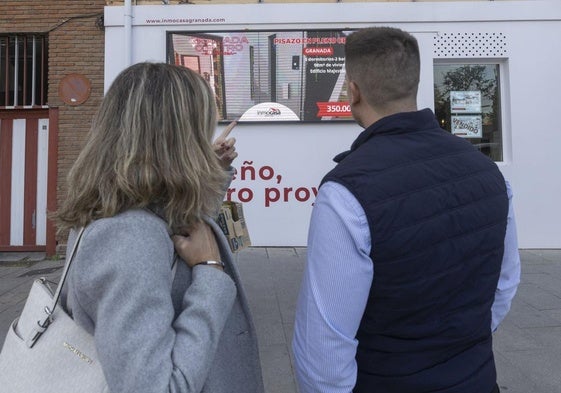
292, 181, 520, 393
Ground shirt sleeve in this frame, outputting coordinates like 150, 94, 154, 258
292, 181, 373, 393
491, 180, 521, 331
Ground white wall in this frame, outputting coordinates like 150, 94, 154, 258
104, 1, 561, 248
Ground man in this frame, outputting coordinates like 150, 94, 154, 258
292, 27, 520, 393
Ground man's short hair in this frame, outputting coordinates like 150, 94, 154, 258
345, 27, 420, 109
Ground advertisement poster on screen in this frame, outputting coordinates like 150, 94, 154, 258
167, 29, 354, 122
451, 115, 483, 138
450, 91, 482, 113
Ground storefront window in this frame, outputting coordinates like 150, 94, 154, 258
434, 63, 503, 161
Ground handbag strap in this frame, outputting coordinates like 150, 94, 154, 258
50, 226, 86, 314
31, 217, 177, 346
30, 226, 86, 344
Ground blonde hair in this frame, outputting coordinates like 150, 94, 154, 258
56, 62, 228, 233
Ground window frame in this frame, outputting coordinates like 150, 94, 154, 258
433, 58, 511, 164
0, 34, 49, 109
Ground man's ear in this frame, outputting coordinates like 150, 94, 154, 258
348, 80, 361, 105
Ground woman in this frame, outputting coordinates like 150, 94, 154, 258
56, 62, 264, 393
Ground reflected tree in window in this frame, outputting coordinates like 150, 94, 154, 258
434, 64, 502, 161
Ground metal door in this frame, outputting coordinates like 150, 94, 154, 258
0, 109, 57, 254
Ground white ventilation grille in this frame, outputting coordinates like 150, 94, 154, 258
434, 32, 507, 57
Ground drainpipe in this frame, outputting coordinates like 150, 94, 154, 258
124, 0, 133, 66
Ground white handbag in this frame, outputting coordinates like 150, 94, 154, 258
0, 227, 109, 392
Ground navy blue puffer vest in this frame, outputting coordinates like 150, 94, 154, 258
323, 109, 508, 393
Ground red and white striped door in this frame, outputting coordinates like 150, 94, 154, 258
0, 109, 57, 253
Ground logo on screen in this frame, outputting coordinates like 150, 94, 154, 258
257, 107, 282, 117
239, 102, 300, 122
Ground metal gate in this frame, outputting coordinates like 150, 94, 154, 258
0, 109, 57, 255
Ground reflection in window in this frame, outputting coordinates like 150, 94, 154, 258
434, 64, 503, 161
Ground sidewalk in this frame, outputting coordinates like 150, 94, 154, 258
1, 248, 560, 393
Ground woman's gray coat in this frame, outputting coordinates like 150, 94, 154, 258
62, 209, 265, 393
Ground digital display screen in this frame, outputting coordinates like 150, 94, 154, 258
167, 29, 354, 122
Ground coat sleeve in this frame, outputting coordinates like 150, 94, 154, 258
70, 212, 237, 393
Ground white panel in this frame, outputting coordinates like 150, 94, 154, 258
10, 119, 26, 246
434, 32, 507, 58
104, 1, 561, 247
219, 121, 360, 246
499, 22, 561, 248
104, 2, 561, 27
416, 32, 436, 112
36, 119, 49, 245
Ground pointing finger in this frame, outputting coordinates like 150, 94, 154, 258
217, 120, 238, 141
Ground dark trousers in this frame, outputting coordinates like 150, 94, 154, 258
491, 383, 500, 393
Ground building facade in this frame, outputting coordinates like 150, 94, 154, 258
0, 1, 104, 255
1, 0, 559, 254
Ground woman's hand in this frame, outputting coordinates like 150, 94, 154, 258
172, 222, 222, 269
213, 120, 238, 170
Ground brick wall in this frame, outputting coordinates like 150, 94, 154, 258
0, 1, 105, 251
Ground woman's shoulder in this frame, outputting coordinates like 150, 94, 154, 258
85, 208, 170, 238
73, 209, 174, 270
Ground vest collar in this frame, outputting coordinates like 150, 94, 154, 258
334, 108, 438, 163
